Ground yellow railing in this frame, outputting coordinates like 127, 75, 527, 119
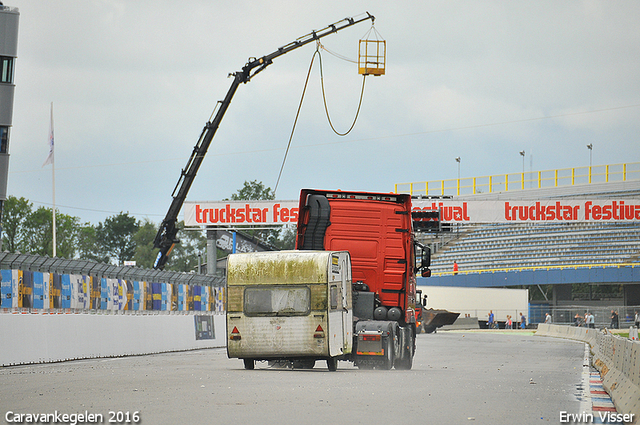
429, 262, 640, 277
395, 162, 640, 197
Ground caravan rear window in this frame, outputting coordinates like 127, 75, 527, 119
244, 286, 310, 316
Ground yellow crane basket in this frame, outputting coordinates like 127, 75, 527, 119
358, 27, 385, 76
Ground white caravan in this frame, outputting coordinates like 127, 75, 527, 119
226, 250, 352, 371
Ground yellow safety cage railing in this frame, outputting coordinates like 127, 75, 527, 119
358, 26, 385, 76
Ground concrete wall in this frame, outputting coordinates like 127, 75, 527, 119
0, 312, 227, 366
419, 285, 528, 321
537, 324, 640, 423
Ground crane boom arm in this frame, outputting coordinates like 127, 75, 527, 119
153, 13, 375, 270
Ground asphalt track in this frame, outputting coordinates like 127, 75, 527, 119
0, 330, 586, 425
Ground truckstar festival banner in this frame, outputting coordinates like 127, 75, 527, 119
412, 199, 640, 223
184, 199, 640, 226
184, 201, 299, 226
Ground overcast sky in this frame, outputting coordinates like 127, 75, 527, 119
6, 0, 640, 224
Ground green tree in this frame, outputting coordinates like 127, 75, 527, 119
1, 195, 32, 252
22, 207, 53, 256
97, 212, 140, 265
269, 224, 296, 250
166, 221, 206, 272
133, 220, 158, 268
21, 207, 78, 258
229, 180, 274, 201
77, 223, 109, 263
55, 213, 81, 258
227, 180, 277, 246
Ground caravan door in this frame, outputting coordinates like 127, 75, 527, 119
340, 254, 353, 353
327, 252, 351, 357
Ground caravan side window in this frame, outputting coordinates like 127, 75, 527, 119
244, 286, 310, 316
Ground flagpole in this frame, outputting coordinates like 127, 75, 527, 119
50, 102, 57, 257
43, 102, 57, 257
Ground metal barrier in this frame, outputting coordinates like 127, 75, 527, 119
0, 252, 226, 315
0, 253, 229, 365
534, 305, 640, 328
395, 161, 640, 197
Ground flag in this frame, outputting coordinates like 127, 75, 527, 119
42, 102, 54, 167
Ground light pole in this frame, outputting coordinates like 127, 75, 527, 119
455, 157, 461, 196
587, 144, 593, 183
519, 150, 525, 189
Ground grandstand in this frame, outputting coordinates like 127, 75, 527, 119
397, 163, 640, 312
397, 163, 640, 275
396, 164, 640, 324
426, 221, 640, 274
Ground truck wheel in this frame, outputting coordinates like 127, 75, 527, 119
394, 327, 414, 370
327, 358, 337, 372
243, 359, 255, 370
394, 351, 413, 370
380, 337, 394, 370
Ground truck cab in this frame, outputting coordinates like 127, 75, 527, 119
296, 189, 420, 369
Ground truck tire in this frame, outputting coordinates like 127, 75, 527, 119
394, 350, 413, 370
394, 327, 414, 370
243, 359, 255, 370
380, 336, 394, 370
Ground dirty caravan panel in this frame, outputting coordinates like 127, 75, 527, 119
226, 250, 352, 362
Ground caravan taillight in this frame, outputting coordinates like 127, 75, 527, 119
230, 326, 241, 341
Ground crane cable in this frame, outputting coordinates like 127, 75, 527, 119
274, 42, 368, 195
318, 42, 367, 137
274, 48, 319, 195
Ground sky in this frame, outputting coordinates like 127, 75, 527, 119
5, 0, 640, 225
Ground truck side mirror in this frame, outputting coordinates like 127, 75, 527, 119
422, 246, 431, 269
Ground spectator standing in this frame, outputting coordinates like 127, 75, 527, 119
635, 311, 639, 328
453, 261, 458, 276
610, 310, 618, 329
488, 310, 495, 329
520, 312, 526, 329
544, 313, 551, 324
586, 312, 595, 329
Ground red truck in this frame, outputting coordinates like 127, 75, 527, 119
296, 189, 430, 369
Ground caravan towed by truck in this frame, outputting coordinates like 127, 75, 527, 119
226, 250, 353, 371
227, 189, 431, 370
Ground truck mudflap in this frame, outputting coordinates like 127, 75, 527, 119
421, 309, 460, 333
353, 320, 397, 370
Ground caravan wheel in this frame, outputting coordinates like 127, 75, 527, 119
326, 358, 337, 372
